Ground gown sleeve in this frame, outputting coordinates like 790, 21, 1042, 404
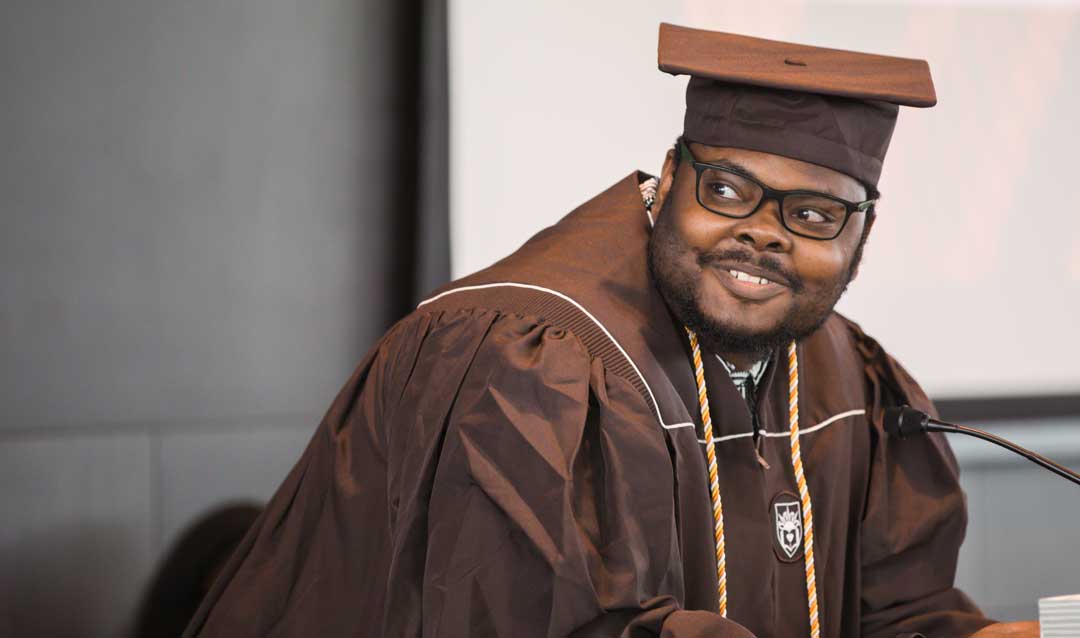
403, 309, 753, 637
849, 322, 997, 638
185, 307, 754, 638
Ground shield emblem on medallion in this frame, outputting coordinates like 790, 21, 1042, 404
774, 500, 802, 559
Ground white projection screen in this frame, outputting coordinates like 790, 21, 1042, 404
448, 0, 1080, 399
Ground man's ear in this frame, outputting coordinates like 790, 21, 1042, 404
651, 147, 678, 221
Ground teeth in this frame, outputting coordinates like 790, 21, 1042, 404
729, 269, 771, 285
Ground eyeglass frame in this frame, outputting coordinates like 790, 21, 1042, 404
677, 139, 877, 241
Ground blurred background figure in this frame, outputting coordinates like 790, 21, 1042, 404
131, 503, 262, 638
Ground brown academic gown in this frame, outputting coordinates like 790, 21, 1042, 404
184, 173, 994, 638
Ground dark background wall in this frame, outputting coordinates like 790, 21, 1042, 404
0, 1, 446, 635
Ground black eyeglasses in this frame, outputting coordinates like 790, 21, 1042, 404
678, 139, 876, 240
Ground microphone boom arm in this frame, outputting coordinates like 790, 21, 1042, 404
884, 405, 1080, 488
928, 418, 1080, 488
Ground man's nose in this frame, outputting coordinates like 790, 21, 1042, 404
729, 198, 793, 252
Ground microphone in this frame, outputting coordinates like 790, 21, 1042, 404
883, 406, 1080, 488
883, 405, 931, 438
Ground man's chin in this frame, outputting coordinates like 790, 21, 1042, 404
702, 315, 786, 342
689, 316, 795, 357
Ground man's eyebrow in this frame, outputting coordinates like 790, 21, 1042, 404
706, 157, 758, 177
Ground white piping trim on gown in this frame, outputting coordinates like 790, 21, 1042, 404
418, 282, 697, 431
698, 408, 866, 444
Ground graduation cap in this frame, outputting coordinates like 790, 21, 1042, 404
658, 23, 937, 188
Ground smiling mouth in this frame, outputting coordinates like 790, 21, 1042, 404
712, 267, 789, 302
727, 268, 774, 286
704, 255, 797, 290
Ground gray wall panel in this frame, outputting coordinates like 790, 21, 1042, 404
954, 465, 988, 608
0, 434, 153, 638
0, 0, 395, 431
156, 425, 314, 550
0, 0, 427, 634
959, 464, 1080, 620
954, 420, 1080, 622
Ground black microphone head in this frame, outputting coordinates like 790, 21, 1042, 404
883, 405, 930, 438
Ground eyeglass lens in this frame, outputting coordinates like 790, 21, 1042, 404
697, 167, 848, 239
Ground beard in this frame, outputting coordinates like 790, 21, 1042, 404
647, 198, 865, 360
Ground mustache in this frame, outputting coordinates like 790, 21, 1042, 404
697, 248, 804, 292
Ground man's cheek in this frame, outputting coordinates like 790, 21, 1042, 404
797, 254, 850, 285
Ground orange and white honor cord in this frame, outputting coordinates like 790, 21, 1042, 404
685, 327, 729, 616
685, 329, 821, 637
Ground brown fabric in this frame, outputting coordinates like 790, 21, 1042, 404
184, 173, 994, 638
658, 23, 936, 187
681, 78, 899, 188
658, 24, 937, 107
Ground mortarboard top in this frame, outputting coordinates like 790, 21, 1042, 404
658, 23, 936, 107
657, 23, 938, 188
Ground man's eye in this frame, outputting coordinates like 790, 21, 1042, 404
706, 182, 740, 200
792, 208, 832, 224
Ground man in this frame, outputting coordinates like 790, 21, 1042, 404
185, 24, 1038, 638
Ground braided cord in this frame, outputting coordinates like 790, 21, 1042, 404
685, 328, 728, 617
787, 341, 820, 638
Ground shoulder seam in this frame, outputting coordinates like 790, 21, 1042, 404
418, 283, 694, 431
